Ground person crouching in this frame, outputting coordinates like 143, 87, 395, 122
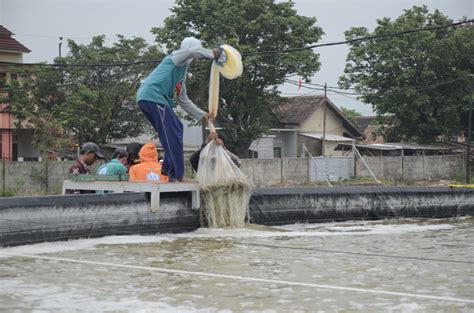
129, 142, 166, 182
96, 148, 129, 177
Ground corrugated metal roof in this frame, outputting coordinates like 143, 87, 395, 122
383, 142, 455, 150
354, 143, 398, 150
0, 25, 31, 53
300, 132, 355, 142
336, 143, 457, 151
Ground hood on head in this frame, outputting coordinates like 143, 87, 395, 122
180, 37, 201, 50
139, 142, 158, 163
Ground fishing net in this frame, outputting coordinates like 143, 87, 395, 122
196, 44, 249, 228
196, 141, 253, 228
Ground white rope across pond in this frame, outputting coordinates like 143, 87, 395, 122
2, 252, 473, 304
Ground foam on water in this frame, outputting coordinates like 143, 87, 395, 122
0, 235, 177, 258
276, 221, 455, 235
0, 279, 212, 313
0, 220, 457, 257
0, 218, 472, 312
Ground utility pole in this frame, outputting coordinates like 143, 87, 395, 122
467, 79, 472, 184
58, 37, 63, 58
58, 37, 64, 83
322, 83, 327, 156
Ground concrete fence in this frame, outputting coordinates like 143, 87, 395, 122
309, 156, 354, 182
1, 160, 74, 195
0, 154, 466, 195
356, 155, 465, 181
240, 158, 309, 186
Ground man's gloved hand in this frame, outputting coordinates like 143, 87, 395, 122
213, 47, 227, 66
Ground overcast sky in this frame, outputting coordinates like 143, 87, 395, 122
1, 0, 472, 115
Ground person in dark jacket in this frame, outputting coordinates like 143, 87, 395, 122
67, 142, 104, 194
190, 132, 241, 172
69, 142, 104, 175
126, 142, 143, 170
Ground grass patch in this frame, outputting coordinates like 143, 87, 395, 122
271, 176, 468, 187
0, 189, 16, 197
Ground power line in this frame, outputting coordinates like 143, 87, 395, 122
0, 60, 162, 68
243, 20, 472, 56
15, 33, 93, 40
1, 19, 471, 68
285, 75, 473, 100
284, 79, 360, 100
356, 75, 473, 99
285, 79, 358, 92
280, 89, 320, 97
285, 79, 361, 95
285, 79, 324, 92
287, 78, 357, 90
2, 70, 470, 99
327, 89, 361, 101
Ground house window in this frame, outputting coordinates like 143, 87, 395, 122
10, 73, 18, 81
273, 147, 282, 158
0, 73, 6, 89
12, 143, 18, 161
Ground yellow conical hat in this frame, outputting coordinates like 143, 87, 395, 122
218, 44, 243, 80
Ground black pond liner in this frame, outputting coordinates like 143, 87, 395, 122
0, 186, 473, 247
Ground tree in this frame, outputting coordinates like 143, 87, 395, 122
339, 6, 473, 143
340, 106, 362, 124
2, 64, 74, 152
2, 35, 163, 149
152, 0, 323, 156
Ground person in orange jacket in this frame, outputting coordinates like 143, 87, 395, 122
129, 142, 168, 182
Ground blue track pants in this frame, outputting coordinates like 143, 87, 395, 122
138, 100, 184, 181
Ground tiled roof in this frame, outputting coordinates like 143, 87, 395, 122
274, 95, 364, 138
274, 95, 325, 125
0, 25, 31, 53
354, 116, 377, 133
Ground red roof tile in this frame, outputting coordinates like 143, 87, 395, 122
0, 25, 31, 53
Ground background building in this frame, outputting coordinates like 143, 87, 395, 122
250, 95, 364, 158
0, 25, 39, 161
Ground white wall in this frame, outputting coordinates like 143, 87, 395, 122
0, 52, 22, 63
182, 119, 203, 148
172, 107, 204, 148
300, 106, 345, 136
273, 131, 297, 158
249, 136, 275, 159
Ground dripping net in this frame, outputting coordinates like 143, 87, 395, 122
196, 141, 253, 228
